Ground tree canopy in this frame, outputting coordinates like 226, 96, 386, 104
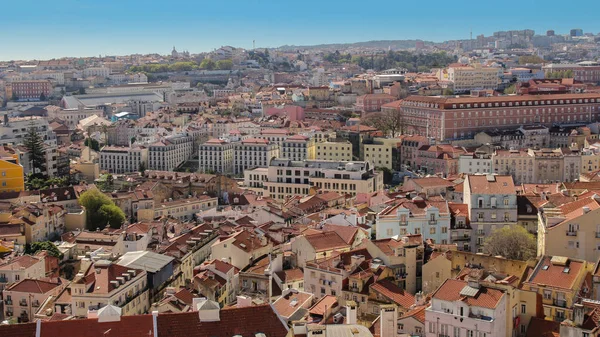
199, 59, 216, 70
216, 59, 233, 70
84, 138, 100, 151
24, 126, 47, 178
362, 109, 406, 137
25, 241, 63, 259
518, 55, 544, 65
79, 188, 126, 230
483, 226, 536, 261
348, 51, 456, 72
26, 175, 69, 191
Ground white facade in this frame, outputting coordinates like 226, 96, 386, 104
100, 146, 148, 174
458, 154, 492, 175
83, 67, 110, 78
233, 138, 279, 175
198, 139, 234, 174
148, 134, 193, 171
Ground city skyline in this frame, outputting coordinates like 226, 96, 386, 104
1, 0, 600, 60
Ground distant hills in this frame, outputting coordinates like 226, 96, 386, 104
277, 40, 434, 51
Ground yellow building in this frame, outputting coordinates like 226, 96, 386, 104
315, 141, 353, 161
581, 150, 600, 174
363, 138, 401, 170
442, 64, 502, 93
281, 134, 316, 161
537, 194, 600, 262
0, 155, 24, 193
522, 256, 592, 322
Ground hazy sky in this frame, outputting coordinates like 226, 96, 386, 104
1, 0, 599, 60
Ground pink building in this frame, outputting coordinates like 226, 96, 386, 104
356, 93, 396, 114
3, 278, 67, 323
414, 144, 466, 176
265, 105, 305, 121
425, 278, 507, 337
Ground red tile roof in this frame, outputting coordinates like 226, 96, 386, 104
526, 256, 584, 289
6, 278, 63, 294
304, 231, 350, 252
370, 279, 416, 309
525, 317, 560, 337
401, 305, 427, 324
466, 175, 515, 195
432, 279, 505, 309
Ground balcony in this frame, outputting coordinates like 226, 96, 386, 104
452, 235, 471, 242
4, 299, 12, 305
596, 232, 600, 239
0, 276, 7, 283
566, 231, 578, 236
19, 299, 27, 307
32, 300, 40, 307
553, 299, 567, 308
554, 315, 565, 322
429, 220, 437, 225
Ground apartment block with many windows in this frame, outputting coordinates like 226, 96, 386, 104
100, 145, 148, 174
198, 138, 234, 174
148, 134, 193, 171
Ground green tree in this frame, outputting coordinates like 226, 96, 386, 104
11, 92, 18, 101
79, 188, 126, 230
98, 204, 126, 229
518, 55, 544, 65
25, 175, 69, 190
84, 138, 100, 151
483, 226, 536, 261
138, 161, 146, 174
25, 241, 63, 258
24, 125, 47, 178
443, 88, 454, 96
504, 84, 517, 95
78, 87, 86, 95
216, 59, 233, 70
199, 58, 216, 70
39, 93, 46, 101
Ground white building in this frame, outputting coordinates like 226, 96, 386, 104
148, 134, 193, 171
46, 105, 104, 130
100, 145, 148, 174
458, 153, 492, 175
425, 278, 507, 337
281, 134, 315, 161
198, 138, 234, 174
83, 67, 110, 78
233, 138, 279, 175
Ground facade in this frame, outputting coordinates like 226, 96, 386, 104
6, 80, 52, 100
463, 175, 517, 253
314, 141, 353, 161
281, 134, 316, 161
148, 134, 193, 171
0, 255, 45, 291
543, 63, 600, 83
138, 195, 217, 222
442, 64, 502, 93
233, 138, 279, 175
99, 145, 148, 174
70, 261, 148, 317
458, 152, 492, 175
400, 93, 600, 141
262, 159, 383, 200
492, 147, 581, 184
198, 139, 234, 174
363, 138, 401, 170
356, 94, 396, 114
425, 278, 507, 337
3, 278, 66, 323
376, 197, 451, 244
46, 105, 103, 130
0, 157, 25, 193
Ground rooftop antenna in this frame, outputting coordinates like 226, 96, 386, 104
253, 40, 256, 50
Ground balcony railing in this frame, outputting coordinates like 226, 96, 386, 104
4, 299, 12, 305
32, 300, 40, 307
553, 299, 567, 308
566, 231, 578, 236
429, 220, 437, 225
0, 276, 7, 283
554, 315, 565, 322
19, 300, 27, 306
596, 232, 600, 239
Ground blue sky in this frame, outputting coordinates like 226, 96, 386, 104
2, 0, 599, 60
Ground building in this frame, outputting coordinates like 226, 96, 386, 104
537, 194, 600, 262
363, 138, 401, 170
543, 63, 600, 83
6, 80, 52, 100
281, 134, 316, 161
314, 141, 353, 161
137, 195, 218, 222
3, 278, 67, 323
425, 278, 507, 337
521, 256, 592, 322
233, 138, 279, 175
198, 139, 234, 174
69, 260, 149, 317
458, 148, 493, 175
210, 229, 273, 270
356, 94, 396, 114
440, 64, 502, 93
0, 255, 45, 291
399, 93, 600, 141
99, 145, 148, 174
115, 251, 175, 298
148, 134, 194, 171
376, 197, 451, 244
262, 159, 383, 200
0, 155, 24, 193
46, 105, 104, 130
292, 231, 352, 267
463, 175, 517, 253
492, 147, 581, 184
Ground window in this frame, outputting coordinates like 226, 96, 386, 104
429, 322, 435, 333
521, 304, 526, 314
430, 227, 436, 235
386, 228, 393, 236
543, 290, 552, 300
454, 327, 460, 337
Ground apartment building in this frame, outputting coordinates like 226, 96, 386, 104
46, 105, 104, 130
363, 137, 401, 170
425, 278, 507, 337
543, 63, 600, 83
291, 231, 351, 267
464, 175, 517, 253
210, 229, 273, 270
261, 159, 383, 200
6, 80, 52, 100
148, 134, 193, 171
441, 64, 502, 93
492, 147, 581, 184
314, 141, 353, 161
355, 93, 396, 114
458, 150, 492, 175
0, 255, 45, 291
83, 67, 110, 78
281, 134, 316, 161
3, 278, 67, 323
0, 156, 25, 193
521, 256, 591, 322
138, 195, 217, 222
233, 138, 279, 175
198, 138, 234, 174
99, 145, 148, 174
70, 260, 148, 317
400, 93, 600, 141
376, 197, 451, 244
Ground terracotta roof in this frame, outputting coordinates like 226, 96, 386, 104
304, 231, 350, 252
370, 279, 415, 308
466, 175, 516, 195
0, 255, 42, 270
275, 268, 304, 283
321, 224, 358, 245
309, 295, 338, 316
527, 256, 584, 290
371, 235, 423, 256
272, 291, 313, 318
401, 305, 427, 324
6, 278, 63, 294
526, 317, 560, 337
410, 176, 455, 188
432, 279, 505, 309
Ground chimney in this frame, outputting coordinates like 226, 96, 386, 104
236, 295, 252, 308
194, 298, 220, 322
379, 305, 398, 337
35, 318, 41, 337
346, 300, 357, 325
415, 291, 425, 306
3, 114, 8, 126
152, 311, 159, 337
574, 303, 585, 326
165, 287, 176, 296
